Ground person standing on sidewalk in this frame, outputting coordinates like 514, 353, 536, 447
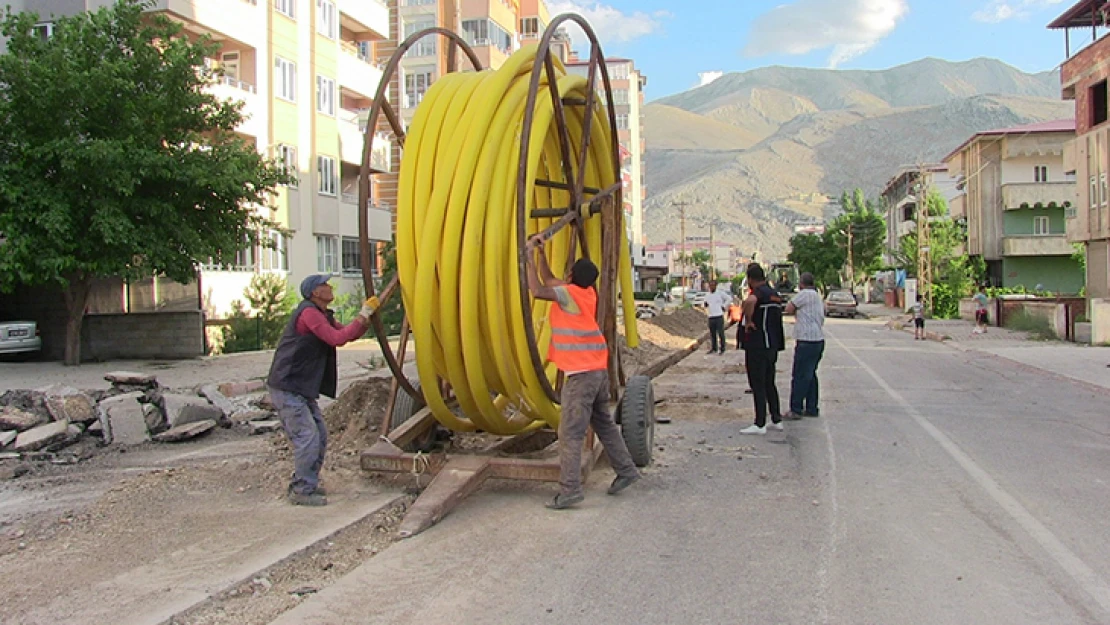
973, 285, 990, 334
739, 264, 786, 435
525, 238, 641, 510
267, 275, 375, 507
705, 280, 731, 355
782, 272, 825, 420
912, 294, 925, 340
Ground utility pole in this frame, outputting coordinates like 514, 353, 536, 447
709, 222, 715, 280
846, 222, 854, 287
916, 163, 933, 315
674, 201, 689, 302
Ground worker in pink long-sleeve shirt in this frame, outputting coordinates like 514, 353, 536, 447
266, 274, 376, 506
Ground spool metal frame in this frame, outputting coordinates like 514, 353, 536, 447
355, 17, 646, 538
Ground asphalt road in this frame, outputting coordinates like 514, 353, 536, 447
272, 318, 1110, 625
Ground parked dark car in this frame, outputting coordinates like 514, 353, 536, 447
824, 290, 859, 318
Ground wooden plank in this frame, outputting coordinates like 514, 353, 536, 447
382, 406, 436, 448
397, 455, 492, 538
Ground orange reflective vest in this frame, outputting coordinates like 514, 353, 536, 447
547, 285, 609, 373
728, 304, 743, 323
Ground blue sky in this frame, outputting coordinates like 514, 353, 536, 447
549, 0, 1083, 101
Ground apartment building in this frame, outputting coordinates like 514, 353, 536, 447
7, 0, 393, 315
943, 120, 1082, 293
879, 164, 962, 265
566, 57, 648, 262
1049, 0, 1110, 305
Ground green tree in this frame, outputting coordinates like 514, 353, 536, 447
832, 188, 885, 284
219, 274, 296, 353
787, 231, 845, 291
891, 191, 980, 318
691, 249, 713, 280
0, 1, 287, 364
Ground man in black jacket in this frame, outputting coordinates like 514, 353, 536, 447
738, 264, 785, 435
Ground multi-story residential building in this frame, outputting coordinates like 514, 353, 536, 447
7, 0, 394, 315
645, 240, 737, 284
880, 164, 962, 265
943, 120, 1082, 293
566, 56, 648, 262
1049, 0, 1110, 305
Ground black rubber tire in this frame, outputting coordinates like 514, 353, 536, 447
390, 379, 425, 430
619, 375, 654, 467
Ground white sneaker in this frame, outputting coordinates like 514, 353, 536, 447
740, 425, 766, 435
768, 422, 784, 431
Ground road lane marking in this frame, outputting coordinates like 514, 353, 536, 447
830, 332, 1110, 618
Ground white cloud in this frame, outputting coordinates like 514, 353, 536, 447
743, 0, 909, 69
697, 71, 724, 87
547, 1, 668, 48
972, 0, 1066, 24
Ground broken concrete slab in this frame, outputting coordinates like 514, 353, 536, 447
101, 392, 148, 445
14, 420, 70, 452
152, 419, 217, 443
231, 409, 274, 423
104, 371, 157, 386
1, 430, 16, 448
161, 394, 224, 428
0, 406, 48, 432
218, 379, 266, 397
249, 420, 282, 435
143, 403, 166, 434
40, 385, 97, 424
87, 420, 103, 435
199, 384, 236, 418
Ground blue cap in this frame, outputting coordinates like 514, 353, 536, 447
299, 274, 331, 299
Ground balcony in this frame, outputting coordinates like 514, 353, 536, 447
340, 194, 393, 241
1001, 182, 1076, 210
210, 77, 263, 138
339, 110, 391, 172
1002, 235, 1073, 257
149, 0, 263, 47
339, 42, 385, 99
339, 0, 389, 38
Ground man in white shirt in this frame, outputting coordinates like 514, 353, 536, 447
782, 272, 825, 419
705, 281, 731, 355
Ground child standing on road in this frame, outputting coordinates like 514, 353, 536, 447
912, 294, 925, 340
973, 285, 990, 335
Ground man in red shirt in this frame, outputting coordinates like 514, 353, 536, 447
267, 275, 374, 506
526, 237, 641, 509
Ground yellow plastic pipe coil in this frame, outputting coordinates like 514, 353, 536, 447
396, 44, 639, 436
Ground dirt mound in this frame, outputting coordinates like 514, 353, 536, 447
641, 308, 709, 340
323, 377, 392, 451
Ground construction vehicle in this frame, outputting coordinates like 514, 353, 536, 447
770, 262, 800, 301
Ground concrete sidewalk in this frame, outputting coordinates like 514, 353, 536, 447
0, 338, 412, 395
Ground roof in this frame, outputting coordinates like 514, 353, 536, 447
942, 119, 1076, 163
880, 164, 947, 197
1048, 0, 1108, 29
566, 57, 634, 67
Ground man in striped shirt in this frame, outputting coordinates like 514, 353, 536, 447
783, 272, 825, 420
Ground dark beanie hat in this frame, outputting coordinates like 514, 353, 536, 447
570, 258, 600, 288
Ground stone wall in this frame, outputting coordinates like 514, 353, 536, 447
82, 312, 205, 361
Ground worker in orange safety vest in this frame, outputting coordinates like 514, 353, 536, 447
525, 235, 641, 510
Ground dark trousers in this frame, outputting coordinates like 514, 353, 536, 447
708, 315, 726, 352
789, 340, 824, 415
558, 370, 639, 496
744, 348, 781, 427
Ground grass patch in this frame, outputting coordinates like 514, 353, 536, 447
1003, 310, 1056, 340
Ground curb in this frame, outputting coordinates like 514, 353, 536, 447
158, 494, 407, 625
941, 342, 1110, 398
636, 331, 710, 380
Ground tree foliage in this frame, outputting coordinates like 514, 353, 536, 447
787, 187, 885, 289
0, 0, 288, 363
787, 231, 845, 291
220, 274, 296, 354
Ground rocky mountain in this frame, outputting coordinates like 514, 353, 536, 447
643, 58, 1071, 260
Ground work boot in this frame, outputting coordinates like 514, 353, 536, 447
545, 492, 584, 510
607, 473, 641, 495
288, 491, 328, 507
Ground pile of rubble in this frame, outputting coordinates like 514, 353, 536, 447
0, 371, 284, 465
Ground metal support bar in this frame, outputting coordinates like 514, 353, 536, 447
535, 179, 602, 195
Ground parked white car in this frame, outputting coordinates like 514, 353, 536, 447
0, 319, 42, 357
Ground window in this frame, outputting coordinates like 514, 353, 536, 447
461, 19, 513, 52
616, 114, 630, 130
317, 156, 337, 196
1034, 165, 1048, 183
1102, 173, 1108, 207
1092, 80, 1108, 127
404, 69, 434, 108
612, 89, 630, 105
234, 240, 256, 271
341, 237, 362, 275
1091, 175, 1098, 210
1034, 215, 1050, 236
404, 19, 436, 57
275, 0, 295, 19
317, 0, 337, 39
31, 22, 54, 41
402, 0, 436, 5
277, 144, 298, 187
520, 17, 541, 37
262, 231, 290, 271
316, 75, 336, 116
275, 56, 297, 101
316, 236, 339, 274
611, 63, 630, 80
